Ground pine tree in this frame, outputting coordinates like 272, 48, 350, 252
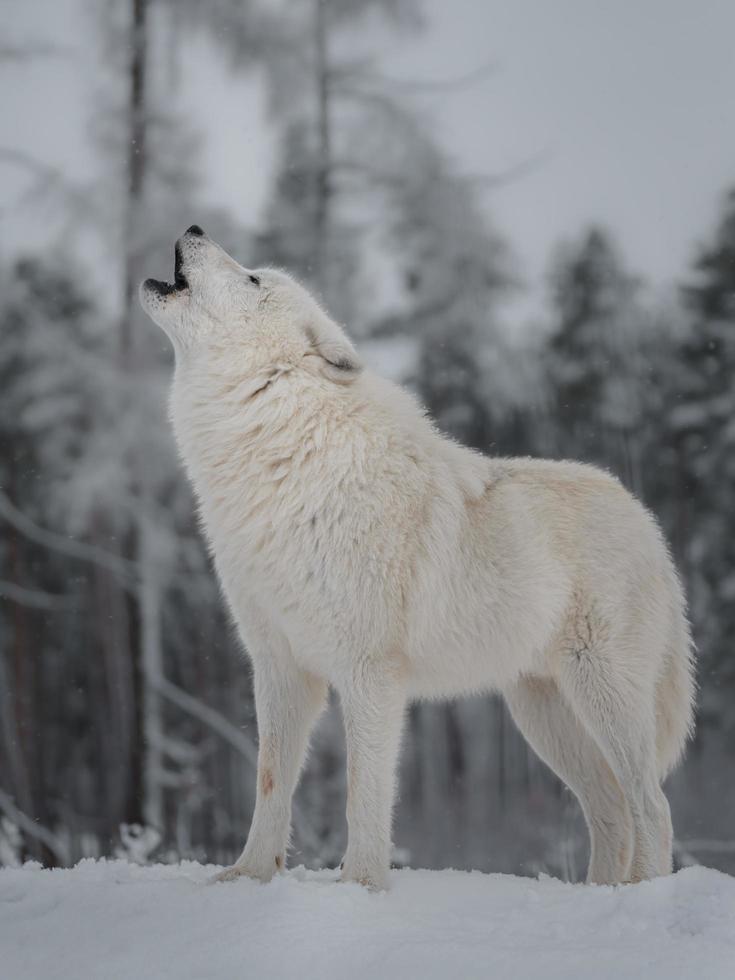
672, 190, 735, 733
544, 227, 655, 485
378, 130, 518, 449
0, 258, 105, 863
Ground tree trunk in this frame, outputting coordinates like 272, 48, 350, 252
121, 0, 148, 363
119, 0, 149, 830
141, 525, 164, 831
313, 0, 331, 297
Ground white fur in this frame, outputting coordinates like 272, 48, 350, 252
140, 229, 695, 890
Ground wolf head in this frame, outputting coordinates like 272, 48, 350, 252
139, 226, 361, 385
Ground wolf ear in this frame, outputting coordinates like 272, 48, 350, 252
305, 318, 362, 384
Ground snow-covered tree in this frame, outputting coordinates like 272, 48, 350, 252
542, 227, 666, 489
671, 190, 735, 734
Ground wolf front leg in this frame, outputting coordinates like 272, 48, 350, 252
214, 649, 327, 883
339, 663, 407, 891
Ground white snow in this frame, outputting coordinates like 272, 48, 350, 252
1, 861, 734, 980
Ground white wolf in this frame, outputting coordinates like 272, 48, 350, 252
140, 226, 695, 891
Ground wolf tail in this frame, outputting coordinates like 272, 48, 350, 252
655, 583, 696, 781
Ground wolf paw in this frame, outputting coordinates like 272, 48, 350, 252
209, 852, 284, 885
340, 860, 390, 892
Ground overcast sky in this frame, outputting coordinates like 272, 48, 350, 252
2, 0, 734, 320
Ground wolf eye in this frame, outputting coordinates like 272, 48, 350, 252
249, 274, 260, 286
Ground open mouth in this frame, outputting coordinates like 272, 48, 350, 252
144, 244, 189, 296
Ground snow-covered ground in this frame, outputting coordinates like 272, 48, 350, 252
1, 861, 734, 980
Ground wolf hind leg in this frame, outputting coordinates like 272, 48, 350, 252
557, 648, 672, 881
505, 675, 633, 884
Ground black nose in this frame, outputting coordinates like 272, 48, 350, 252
186, 224, 204, 237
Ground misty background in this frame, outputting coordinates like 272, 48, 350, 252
1, 0, 733, 877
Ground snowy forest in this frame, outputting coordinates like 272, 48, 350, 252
1, 0, 733, 880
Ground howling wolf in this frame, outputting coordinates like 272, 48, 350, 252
140, 226, 695, 890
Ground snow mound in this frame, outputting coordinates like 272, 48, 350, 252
1, 861, 734, 980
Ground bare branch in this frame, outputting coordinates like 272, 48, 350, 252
333, 86, 549, 194
0, 42, 68, 63
0, 147, 61, 179
332, 149, 549, 198
0, 580, 79, 611
475, 149, 552, 191
0, 789, 71, 866
0, 490, 138, 586
154, 675, 258, 769
357, 58, 498, 95
154, 676, 323, 853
